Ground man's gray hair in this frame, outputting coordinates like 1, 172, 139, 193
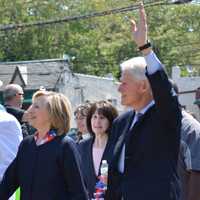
120, 57, 147, 80
3, 84, 23, 101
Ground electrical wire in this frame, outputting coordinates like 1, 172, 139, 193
0, 1, 170, 32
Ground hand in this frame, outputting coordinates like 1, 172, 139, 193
130, 2, 148, 47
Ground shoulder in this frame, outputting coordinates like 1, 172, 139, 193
5, 106, 24, 114
59, 135, 82, 162
79, 137, 93, 150
13, 135, 34, 155
180, 112, 200, 170
113, 110, 133, 126
67, 128, 78, 141
20, 135, 35, 146
61, 135, 75, 145
0, 110, 19, 123
181, 111, 200, 150
0, 112, 23, 152
79, 137, 93, 145
0, 110, 22, 138
60, 135, 80, 153
182, 111, 200, 134
5, 106, 25, 122
115, 110, 133, 122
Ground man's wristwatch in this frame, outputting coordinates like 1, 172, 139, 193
138, 41, 152, 51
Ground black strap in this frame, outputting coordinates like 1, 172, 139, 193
138, 42, 152, 51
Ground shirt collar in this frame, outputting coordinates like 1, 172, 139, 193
135, 100, 155, 115
34, 129, 57, 146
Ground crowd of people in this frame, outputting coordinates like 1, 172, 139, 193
0, 3, 200, 200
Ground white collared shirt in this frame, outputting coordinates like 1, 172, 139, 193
145, 51, 163, 74
0, 110, 22, 181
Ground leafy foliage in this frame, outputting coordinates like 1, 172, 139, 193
0, 0, 199, 78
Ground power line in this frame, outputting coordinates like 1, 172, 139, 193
0, 72, 62, 75
0, 1, 174, 32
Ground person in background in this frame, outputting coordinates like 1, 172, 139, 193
179, 111, 200, 200
3, 84, 30, 137
72, 102, 92, 143
0, 90, 88, 200
170, 79, 200, 200
3, 84, 26, 123
0, 81, 23, 200
106, 3, 182, 200
79, 100, 118, 199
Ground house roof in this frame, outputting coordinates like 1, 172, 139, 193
0, 59, 70, 90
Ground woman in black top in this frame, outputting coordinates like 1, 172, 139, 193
79, 100, 118, 199
0, 90, 88, 200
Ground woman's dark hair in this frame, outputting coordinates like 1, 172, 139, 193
86, 100, 118, 136
74, 102, 92, 118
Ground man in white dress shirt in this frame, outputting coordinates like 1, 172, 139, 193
0, 81, 23, 200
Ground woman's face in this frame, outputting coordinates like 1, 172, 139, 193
91, 110, 110, 136
75, 113, 88, 134
27, 95, 51, 130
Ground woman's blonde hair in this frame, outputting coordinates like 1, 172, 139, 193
32, 90, 72, 135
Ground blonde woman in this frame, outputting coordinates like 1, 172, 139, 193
0, 90, 88, 200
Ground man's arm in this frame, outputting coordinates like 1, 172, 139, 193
130, 3, 181, 130
130, 3, 163, 73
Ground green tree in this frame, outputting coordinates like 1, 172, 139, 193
0, 0, 199, 77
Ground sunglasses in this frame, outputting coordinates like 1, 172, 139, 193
17, 93, 24, 96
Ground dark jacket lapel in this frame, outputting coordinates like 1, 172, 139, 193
112, 111, 135, 168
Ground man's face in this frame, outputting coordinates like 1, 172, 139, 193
15, 89, 24, 107
118, 70, 143, 108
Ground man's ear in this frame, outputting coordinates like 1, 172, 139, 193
140, 80, 149, 92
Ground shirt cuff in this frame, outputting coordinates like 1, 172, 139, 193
144, 51, 163, 74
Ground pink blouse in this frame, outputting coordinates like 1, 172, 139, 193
93, 147, 104, 176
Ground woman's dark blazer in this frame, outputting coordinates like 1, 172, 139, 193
78, 136, 112, 199
0, 135, 88, 200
